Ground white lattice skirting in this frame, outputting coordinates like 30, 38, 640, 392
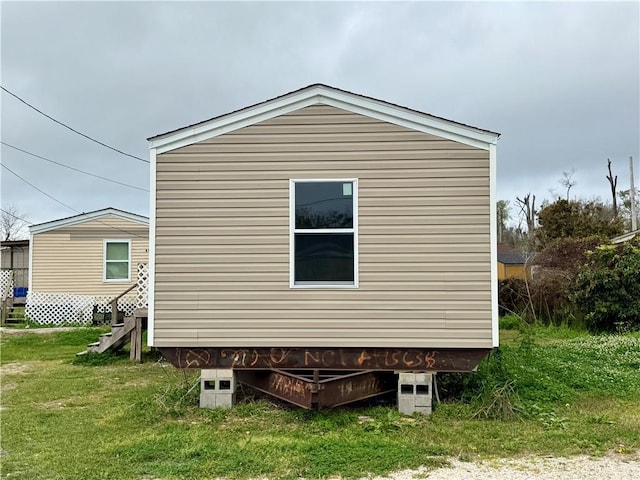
25, 263, 148, 325
1, 270, 14, 302
94, 296, 139, 316
26, 291, 95, 325
137, 263, 148, 309
26, 293, 142, 325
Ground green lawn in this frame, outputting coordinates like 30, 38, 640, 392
1, 327, 639, 479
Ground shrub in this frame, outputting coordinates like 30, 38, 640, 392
438, 348, 514, 403
72, 351, 122, 366
498, 237, 603, 326
573, 239, 640, 332
498, 279, 529, 317
537, 199, 622, 248
499, 314, 521, 330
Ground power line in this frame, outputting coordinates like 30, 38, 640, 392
2, 141, 149, 192
2, 163, 79, 212
1, 163, 146, 238
1, 85, 149, 164
0, 208, 30, 224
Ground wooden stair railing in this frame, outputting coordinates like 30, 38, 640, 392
77, 283, 147, 362
77, 308, 147, 362
109, 283, 137, 326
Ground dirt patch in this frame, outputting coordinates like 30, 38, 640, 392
0, 362, 28, 375
37, 399, 71, 410
1, 382, 18, 392
0, 327, 78, 335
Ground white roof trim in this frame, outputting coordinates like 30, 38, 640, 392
149, 85, 500, 154
30, 208, 148, 235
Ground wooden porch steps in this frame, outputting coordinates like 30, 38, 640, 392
77, 308, 147, 361
3, 306, 25, 325
88, 318, 135, 354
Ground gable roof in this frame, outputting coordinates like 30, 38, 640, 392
148, 84, 500, 154
29, 208, 148, 235
497, 252, 534, 265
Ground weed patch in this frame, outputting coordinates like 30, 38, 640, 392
472, 381, 521, 421
72, 351, 125, 366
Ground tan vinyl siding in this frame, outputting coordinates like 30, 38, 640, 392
154, 105, 491, 348
31, 215, 148, 296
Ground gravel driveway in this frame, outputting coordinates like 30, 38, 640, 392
375, 454, 640, 479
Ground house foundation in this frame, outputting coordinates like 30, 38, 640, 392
199, 369, 237, 409
197, 367, 435, 414
397, 372, 433, 415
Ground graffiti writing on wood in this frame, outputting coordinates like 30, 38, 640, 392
162, 346, 487, 372
219, 348, 292, 368
173, 347, 439, 369
336, 377, 380, 398
269, 373, 308, 399
176, 348, 212, 369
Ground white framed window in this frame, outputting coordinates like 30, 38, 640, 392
103, 239, 131, 282
290, 179, 358, 288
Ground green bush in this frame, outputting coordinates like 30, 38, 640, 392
499, 314, 521, 330
72, 351, 123, 366
498, 279, 529, 317
573, 239, 640, 333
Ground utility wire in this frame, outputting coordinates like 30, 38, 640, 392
1, 85, 149, 164
0, 207, 30, 224
2, 163, 79, 212
2, 141, 149, 192
1, 163, 146, 238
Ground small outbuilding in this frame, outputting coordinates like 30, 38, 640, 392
147, 84, 500, 410
497, 252, 532, 280
27, 208, 149, 325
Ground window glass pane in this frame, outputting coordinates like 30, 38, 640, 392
106, 242, 129, 261
106, 261, 128, 280
295, 182, 353, 229
295, 233, 354, 282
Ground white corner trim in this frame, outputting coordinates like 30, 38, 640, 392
28, 232, 34, 291
147, 148, 157, 346
489, 144, 499, 347
149, 85, 499, 154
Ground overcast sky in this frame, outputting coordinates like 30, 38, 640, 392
1, 1, 638, 235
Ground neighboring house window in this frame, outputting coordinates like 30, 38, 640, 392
290, 179, 358, 287
104, 240, 131, 282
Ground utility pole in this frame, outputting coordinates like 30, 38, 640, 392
631, 156, 637, 231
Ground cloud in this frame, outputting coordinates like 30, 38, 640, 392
1, 1, 638, 228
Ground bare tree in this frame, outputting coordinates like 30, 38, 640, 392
497, 200, 511, 243
606, 159, 618, 217
559, 168, 577, 201
515, 193, 536, 236
1, 205, 29, 241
